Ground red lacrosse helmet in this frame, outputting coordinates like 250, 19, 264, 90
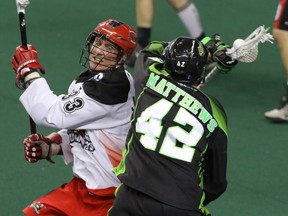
93, 19, 137, 55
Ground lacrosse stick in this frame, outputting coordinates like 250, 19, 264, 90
197, 25, 274, 89
16, 0, 37, 134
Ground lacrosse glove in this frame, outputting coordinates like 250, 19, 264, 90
12, 44, 45, 90
202, 35, 238, 73
24, 133, 62, 164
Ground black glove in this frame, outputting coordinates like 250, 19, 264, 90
213, 45, 238, 73
201, 34, 224, 55
201, 35, 238, 73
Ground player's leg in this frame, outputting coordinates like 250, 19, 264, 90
23, 203, 67, 216
265, 0, 288, 122
125, 0, 153, 67
274, 29, 288, 85
22, 182, 71, 216
136, 0, 154, 48
108, 184, 162, 216
23, 177, 115, 216
167, 0, 205, 40
108, 184, 208, 216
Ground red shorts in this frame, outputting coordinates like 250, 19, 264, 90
23, 177, 116, 216
274, 0, 288, 30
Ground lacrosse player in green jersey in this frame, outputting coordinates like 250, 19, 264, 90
108, 36, 237, 216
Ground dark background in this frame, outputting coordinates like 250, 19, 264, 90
0, 0, 287, 215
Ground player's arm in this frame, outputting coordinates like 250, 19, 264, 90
24, 132, 62, 163
201, 35, 238, 73
144, 41, 169, 59
19, 80, 124, 129
203, 95, 228, 205
203, 132, 228, 205
12, 44, 120, 129
134, 40, 169, 83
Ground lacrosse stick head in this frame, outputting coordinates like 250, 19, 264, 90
16, 0, 30, 13
233, 44, 259, 63
226, 25, 274, 63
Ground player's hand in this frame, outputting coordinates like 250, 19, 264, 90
201, 34, 224, 55
146, 41, 169, 60
201, 35, 238, 73
24, 133, 62, 164
12, 44, 45, 89
213, 45, 238, 73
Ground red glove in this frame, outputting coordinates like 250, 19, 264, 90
24, 133, 62, 163
12, 45, 45, 89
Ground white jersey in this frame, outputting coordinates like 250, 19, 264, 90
20, 68, 135, 189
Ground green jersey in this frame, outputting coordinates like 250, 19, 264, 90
115, 41, 228, 210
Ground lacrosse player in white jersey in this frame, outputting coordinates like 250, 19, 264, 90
11, 19, 137, 216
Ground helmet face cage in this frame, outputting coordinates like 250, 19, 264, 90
164, 37, 208, 85
80, 32, 123, 71
80, 19, 137, 71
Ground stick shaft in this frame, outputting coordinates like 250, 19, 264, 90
18, 12, 28, 48
197, 66, 218, 89
17, 6, 37, 134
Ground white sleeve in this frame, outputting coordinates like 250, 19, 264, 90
20, 78, 130, 129
57, 129, 74, 164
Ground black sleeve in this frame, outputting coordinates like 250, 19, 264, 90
134, 41, 168, 94
203, 128, 228, 205
200, 94, 228, 205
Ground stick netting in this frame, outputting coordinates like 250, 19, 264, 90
226, 26, 274, 63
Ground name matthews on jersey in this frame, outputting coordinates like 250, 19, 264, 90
146, 73, 218, 133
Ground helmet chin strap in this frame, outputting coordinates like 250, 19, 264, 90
118, 54, 128, 65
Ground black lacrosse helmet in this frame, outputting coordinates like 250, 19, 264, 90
164, 37, 208, 85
